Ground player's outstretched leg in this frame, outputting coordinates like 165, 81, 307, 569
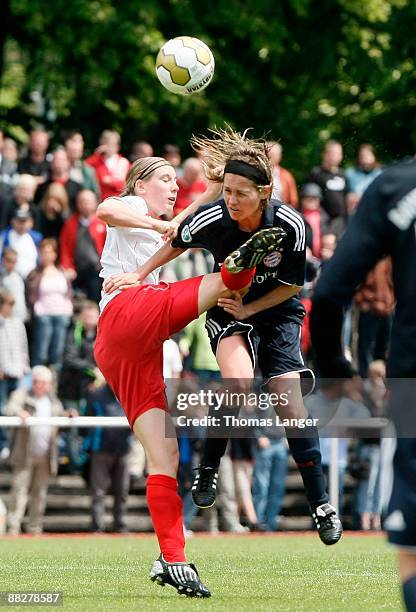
224, 227, 287, 272
150, 554, 211, 598
311, 502, 343, 545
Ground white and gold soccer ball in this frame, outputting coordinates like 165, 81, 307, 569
155, 36, 215, 95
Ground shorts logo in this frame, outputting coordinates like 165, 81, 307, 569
181, 225, 192, 243
263, 251, 282, 268
384, 510, 406, 531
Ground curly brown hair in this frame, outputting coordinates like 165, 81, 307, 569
191, 126, 272, 186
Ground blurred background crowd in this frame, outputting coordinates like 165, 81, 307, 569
0, 126, 389, 536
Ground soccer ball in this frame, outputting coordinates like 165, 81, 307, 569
155, 36, 215, 95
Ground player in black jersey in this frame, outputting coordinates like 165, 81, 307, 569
105, 127, 342, 545
310, 158, 416, 611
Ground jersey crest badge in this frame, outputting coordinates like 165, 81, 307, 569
181, 225, 192, 243
263, 251, 282, 268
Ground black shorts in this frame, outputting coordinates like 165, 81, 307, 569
205, 314, 315, 396
383, 437, 416, 548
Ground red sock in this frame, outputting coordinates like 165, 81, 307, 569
220, 265, 256, 290
146, 474, 186, 563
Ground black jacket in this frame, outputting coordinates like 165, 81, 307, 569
58, 321, 97, 401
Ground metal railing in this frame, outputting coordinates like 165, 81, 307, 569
0, 416, 390, 511
0, 417, 130, 428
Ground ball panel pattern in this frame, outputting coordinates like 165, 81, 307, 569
156, 36, 215, 95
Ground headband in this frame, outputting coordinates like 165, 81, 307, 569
138, 160, 172, 181
224, 159, 269, 185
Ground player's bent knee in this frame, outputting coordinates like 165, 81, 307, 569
226, 377, 253, 394
277, 403, 308, 421
198, 274, 232, 308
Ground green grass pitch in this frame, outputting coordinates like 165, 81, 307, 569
0, 534, 401, 611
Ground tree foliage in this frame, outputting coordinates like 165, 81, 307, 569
1, 0, 415, 176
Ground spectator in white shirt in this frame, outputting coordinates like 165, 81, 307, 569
0, 209, 42, 279
0, 287, 30, 457
0, 247, 28, 322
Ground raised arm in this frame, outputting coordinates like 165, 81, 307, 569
137, 242, 185, 279
96, 197, 176, 236
103, 177, 224, 294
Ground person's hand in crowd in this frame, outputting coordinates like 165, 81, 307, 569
354, 257, 395, 316
49, 198, 64, 214
95, 144, 108, 157
20, 410, 31, 424
346, 192, 360, 215
257, 436, 271, 449
342, 375, 364, 403
34, 175, 47, 186
368, 378, 387, 407
92, 368, 106, 388
64, 268, 77, 281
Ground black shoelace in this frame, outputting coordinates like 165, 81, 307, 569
197, 467, 216, 489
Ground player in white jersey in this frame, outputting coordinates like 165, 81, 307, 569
93, 156, 282, 598
98, 193, 167, 313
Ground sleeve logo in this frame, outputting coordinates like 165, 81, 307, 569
181, 225, 192, 243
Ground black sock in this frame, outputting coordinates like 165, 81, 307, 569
286, 425, 328, 507
201, 437, 228, 468
403, 575, 416, 612
200, 404, 237, 467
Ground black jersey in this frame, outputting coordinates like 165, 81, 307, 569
172, 198, 306, 324
312, 158, 416, 377
308, 166, 347, 219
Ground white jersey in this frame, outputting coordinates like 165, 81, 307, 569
99, 195, 164, 313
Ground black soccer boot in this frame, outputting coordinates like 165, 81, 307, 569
191, 465, 219, 508
311, 502, 343, 545
150, 554, 211, 598
224, 226, 287, 272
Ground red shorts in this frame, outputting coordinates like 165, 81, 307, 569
94, 277, 203, 428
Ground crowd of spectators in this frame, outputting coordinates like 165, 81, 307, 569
0, 126, 388, 534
